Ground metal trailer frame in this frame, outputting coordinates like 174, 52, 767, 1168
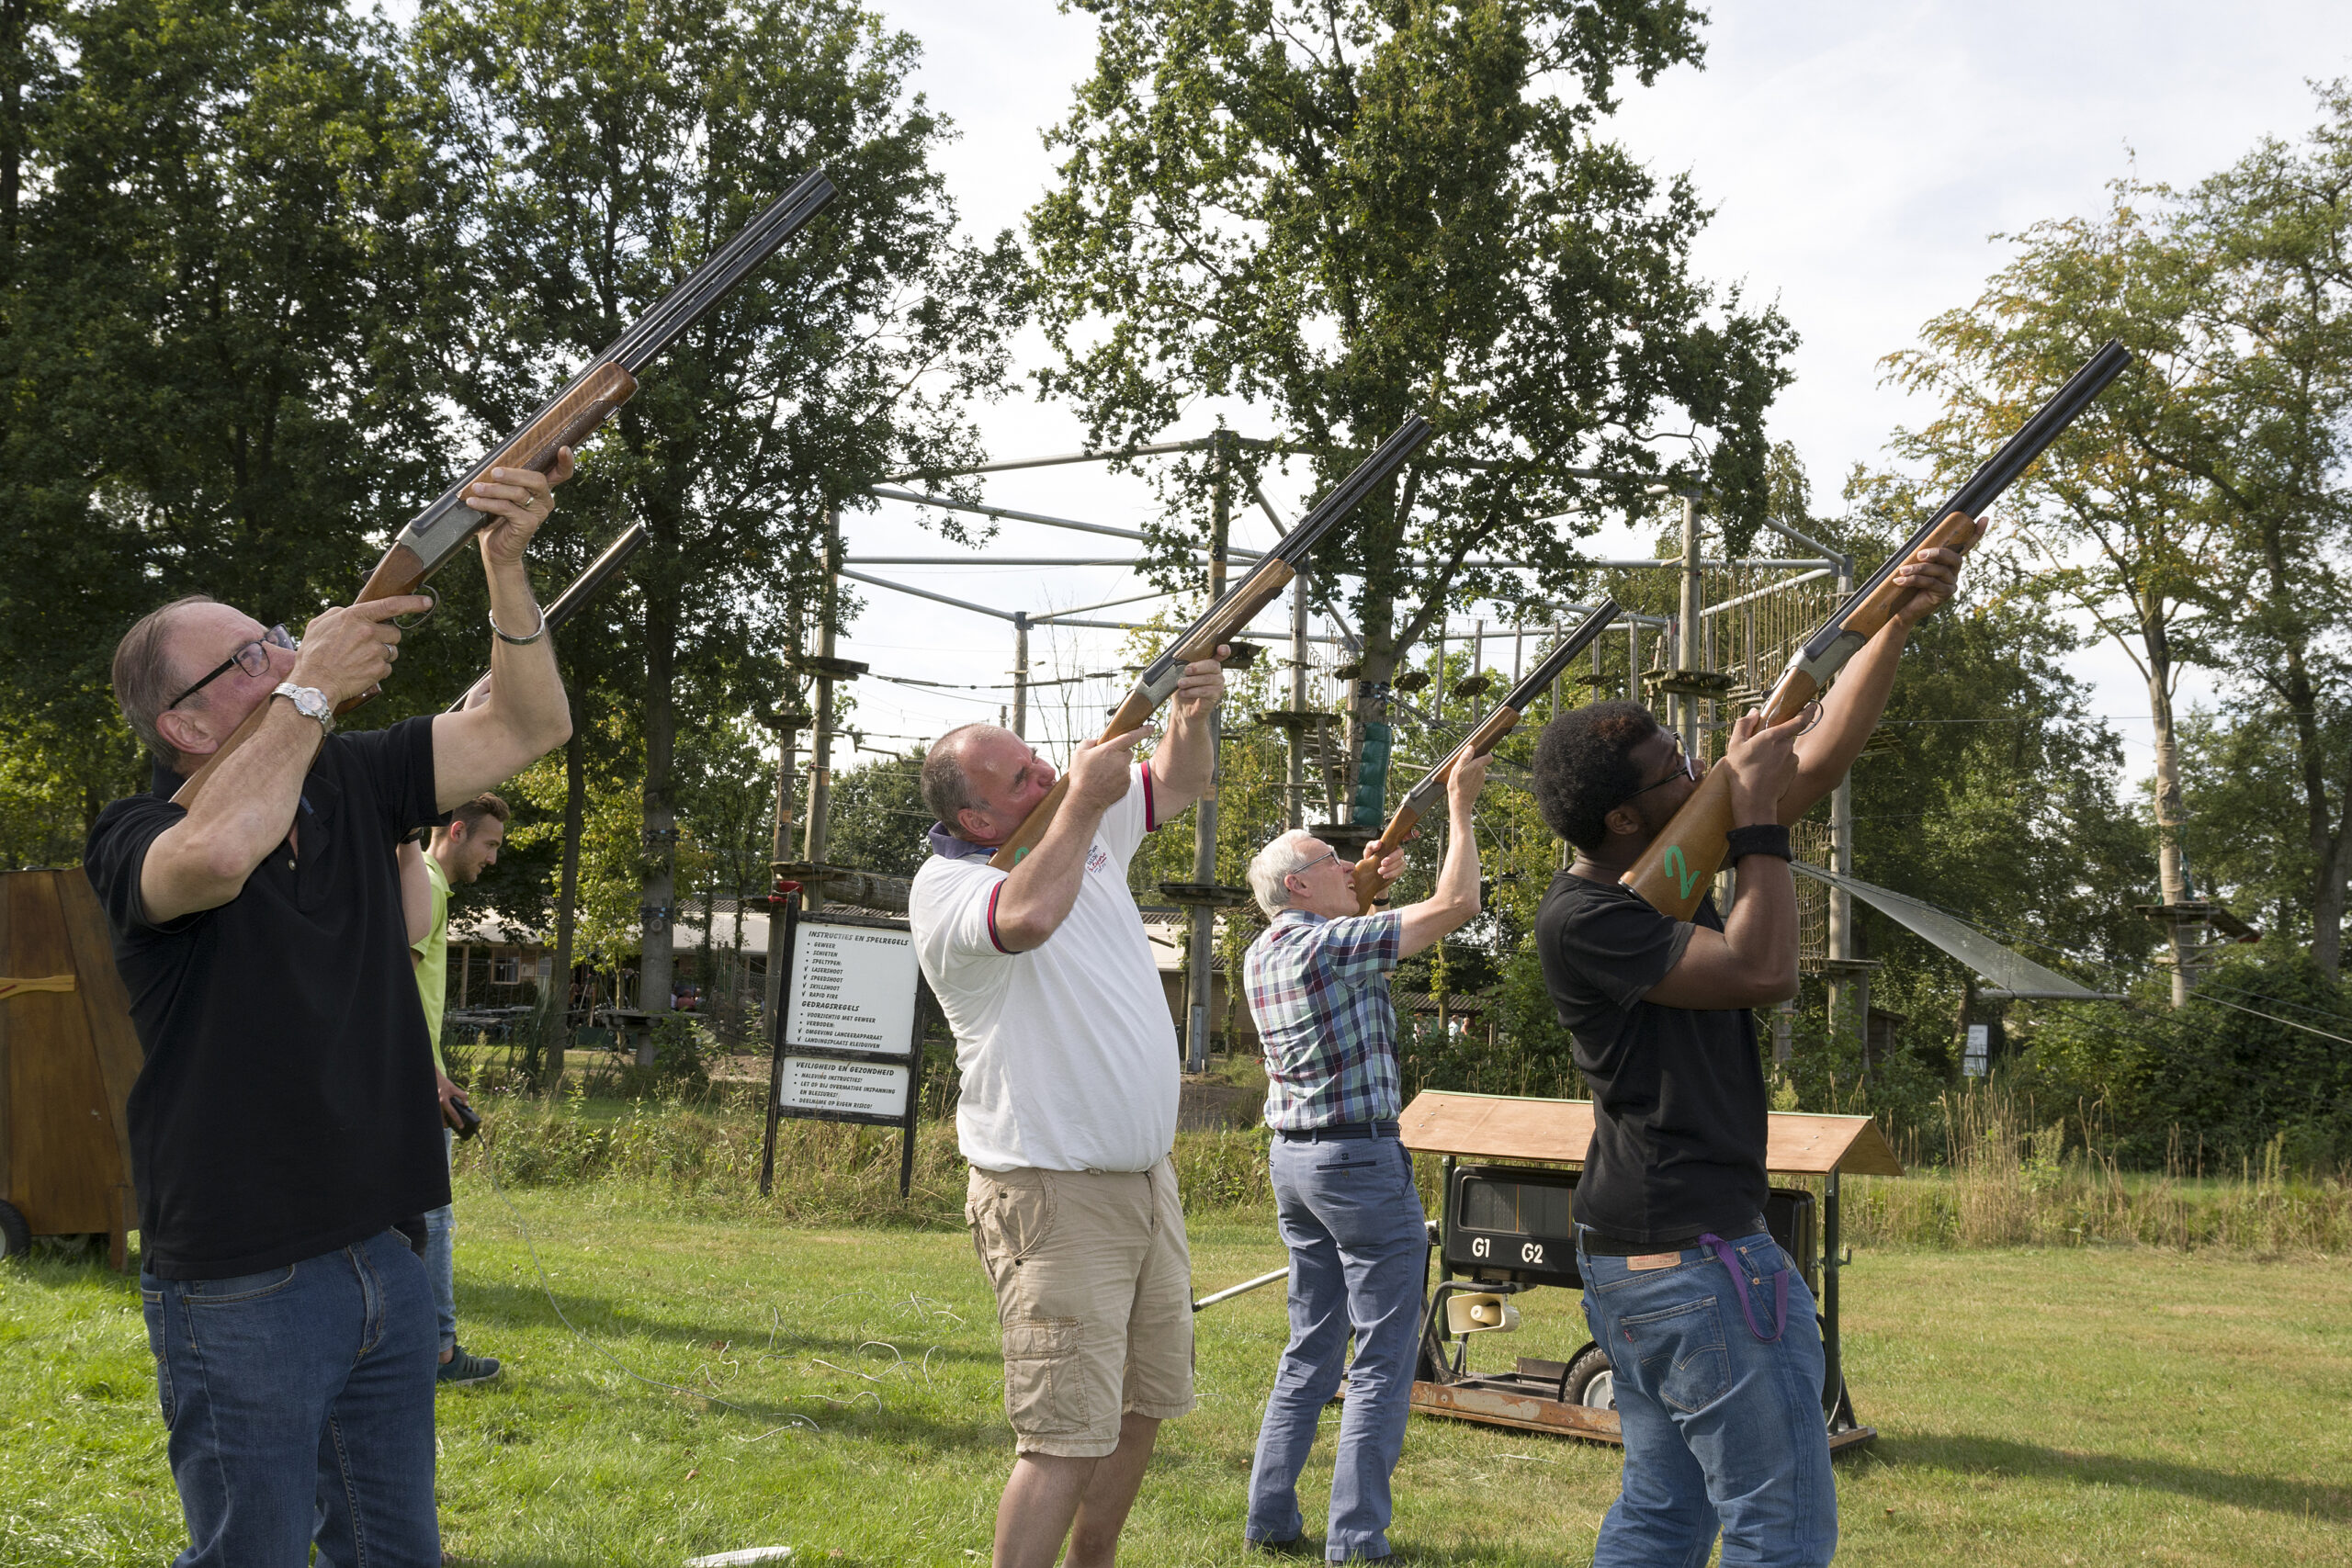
1397, 1089, 1905, 1454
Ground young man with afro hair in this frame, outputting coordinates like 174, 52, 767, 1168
1527, 527, 1977, 1568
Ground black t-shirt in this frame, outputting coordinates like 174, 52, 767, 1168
83, 718, 449, 1279
1533, 870, 1768, 1247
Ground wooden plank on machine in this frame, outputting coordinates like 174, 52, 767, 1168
1398, 1090, 1905, 1178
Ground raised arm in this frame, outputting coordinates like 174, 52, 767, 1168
139, 599, 425, 923
1645, 709, 1804, 1010
1782, 526, 1980, 821
1393, 754, 1488, 959
1144, 649, 1227, 819
430, 455, 577, 808
992, 728, 1149, 952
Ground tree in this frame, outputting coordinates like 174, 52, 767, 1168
1029, 0, 1791, 821
0, 0, 455, 836
409, 0, 1023, 1013
1883, 186, 2234, 1002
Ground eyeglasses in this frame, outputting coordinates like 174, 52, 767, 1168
165, 625, 297, 711
1618, 734, 1702, 809
1289, 847, 1340, 880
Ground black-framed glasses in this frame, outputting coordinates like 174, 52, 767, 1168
165, 625, 297, 710
1618, 734, 1702, 809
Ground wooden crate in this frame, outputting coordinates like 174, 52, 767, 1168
0, 869, 142, 1269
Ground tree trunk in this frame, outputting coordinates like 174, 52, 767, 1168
548, 726, 585, 1088
639, 583, 678, 1021
2141, 602, 2193, 1006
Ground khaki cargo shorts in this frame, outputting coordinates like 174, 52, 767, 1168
966, 1157, 1196, 1458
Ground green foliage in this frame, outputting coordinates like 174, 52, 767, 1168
2019, 950, 2352, 1169
822, 747, 932, 879
1030, 0, 1792, 786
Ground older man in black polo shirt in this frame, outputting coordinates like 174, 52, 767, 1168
83, 454, 577, 1568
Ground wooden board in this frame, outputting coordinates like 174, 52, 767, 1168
0, 870, 139, 1258
1398, 1090, 1905, 1178
1408, 1379, 1878, 1453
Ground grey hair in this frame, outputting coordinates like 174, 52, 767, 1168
110, 595, 215, 771
1248, 829, 1325, 919
921, 723, 993, 829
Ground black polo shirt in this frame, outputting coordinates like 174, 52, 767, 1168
83, 716, 449, 1279
1534, 870, 1769, 1247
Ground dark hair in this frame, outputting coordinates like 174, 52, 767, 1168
1531, 700, 1662, 852
448, 793, 511, 833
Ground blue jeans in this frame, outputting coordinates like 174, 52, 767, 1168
424, 1129, 456, 1353
1576, 1228, 1836, 1568
1247, 1134, 1429, 1561
140, 1228, 440, 1568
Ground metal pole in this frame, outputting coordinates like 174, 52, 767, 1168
1011, 611, 1030, 740
761, 712, 801, 1023
1626, 618, 1638, 704
1827, 553, 1856, 1044
1288, 573, 1308, 829
802, 509, 841, 917
1185, 435, 1232, 1074
1678, 491, 1702, 755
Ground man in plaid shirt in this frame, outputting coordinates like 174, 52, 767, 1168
1238, 755, 1490, 1562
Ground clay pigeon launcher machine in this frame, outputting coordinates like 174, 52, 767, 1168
1399, 1089, 1905, 1454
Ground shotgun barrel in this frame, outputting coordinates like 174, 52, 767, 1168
445, 523, 650, 713
1622, 339, 2133, 919
172, 172, 836, 812
1351, 600, 1620, 912
987, 415, 1436, 871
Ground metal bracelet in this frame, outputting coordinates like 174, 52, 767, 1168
491, 604, 548, 646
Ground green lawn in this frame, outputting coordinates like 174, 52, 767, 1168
4, 1176, 2348, 1566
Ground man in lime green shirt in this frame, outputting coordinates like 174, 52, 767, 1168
400, 792, 509, 1386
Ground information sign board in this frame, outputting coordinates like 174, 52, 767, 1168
759, 898, 931, 1198
785, 922, 919, 1055
781, 1055, 912, 1120
1963, 1022, 1989, 1078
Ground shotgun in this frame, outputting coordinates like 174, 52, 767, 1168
445, 522, 650, 713
988, 415, 1436, 870
172, 169, 838, 811
1622, 338, 2133, 919
1351, 600, 1620, 912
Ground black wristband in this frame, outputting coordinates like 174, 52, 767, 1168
1724, 823, 1792, 863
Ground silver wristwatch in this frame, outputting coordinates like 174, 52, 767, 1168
271, 682, 335, 735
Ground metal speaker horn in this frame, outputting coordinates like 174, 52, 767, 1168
1444, 1293, 1521, 1335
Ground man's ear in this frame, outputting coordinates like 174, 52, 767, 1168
154, 706, 209, 760
954, 805, 989, 841
1601, 803, 1645, 840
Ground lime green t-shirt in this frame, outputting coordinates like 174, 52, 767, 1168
412, 852, 452, 1077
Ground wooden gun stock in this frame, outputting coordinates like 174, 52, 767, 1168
1619, 509, 1978, 920
167, 364, 640, 816
1350, 702, 1520, 913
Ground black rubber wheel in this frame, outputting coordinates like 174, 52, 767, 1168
0, 1200, 30, 1259
1564, 1343, 1616, 1410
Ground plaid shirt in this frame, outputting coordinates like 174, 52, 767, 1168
1245, 908, 1406, 1130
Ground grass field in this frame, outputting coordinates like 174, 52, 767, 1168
5, 1169, 2349, 1567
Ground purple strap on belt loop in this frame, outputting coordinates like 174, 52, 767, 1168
1698, 1233, 1789, 1344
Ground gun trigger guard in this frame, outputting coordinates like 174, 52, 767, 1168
1796, 700, 1825, 737
393, 589, 438, 630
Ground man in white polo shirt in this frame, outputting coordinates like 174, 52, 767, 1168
909, 648, 1225, 1568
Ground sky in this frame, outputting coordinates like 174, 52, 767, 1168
804, 0, 2352, 784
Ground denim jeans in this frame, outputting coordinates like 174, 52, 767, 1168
1247, 1134, 1429, 1561
1576, 1228, 1836, 1568
140, 1228, 440, 1568
424, 1129, 456, 1353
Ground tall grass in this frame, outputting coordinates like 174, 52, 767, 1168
1830, 1081, 2352, 1253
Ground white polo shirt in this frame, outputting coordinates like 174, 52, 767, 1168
909, 765, 1178, 1173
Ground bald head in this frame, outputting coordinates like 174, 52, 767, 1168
111, 596, 290, 771
922, 724, 1058, 846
